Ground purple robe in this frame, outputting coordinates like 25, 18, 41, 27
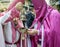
30, 0, 60, 47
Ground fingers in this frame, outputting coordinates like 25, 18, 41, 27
27, 29, 38, 35
13, 17, 19, 21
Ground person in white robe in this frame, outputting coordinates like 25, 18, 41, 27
0, 2, 24, 47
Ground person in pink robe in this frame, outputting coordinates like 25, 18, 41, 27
28, 0, 60, 47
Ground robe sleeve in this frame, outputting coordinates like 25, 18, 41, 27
49, 10, 60, 47
0, 7, 20, 24
0, 11, 11, 24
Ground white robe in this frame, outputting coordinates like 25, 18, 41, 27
4, 22, 20, 47
0, 11, 11, 47
34, 23, 44, 47
0, 24, 5, 47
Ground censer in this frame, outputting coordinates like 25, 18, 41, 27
19, 13, 28, 47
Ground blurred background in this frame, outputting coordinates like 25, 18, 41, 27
0, 0, 60, 12
0, 0, 13, 12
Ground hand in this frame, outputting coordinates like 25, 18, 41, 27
13, 17, 19, 26
15, 2, 23, 11
27, 29, 38, 35
18, 28, 28, 34
13, 17, 19, 21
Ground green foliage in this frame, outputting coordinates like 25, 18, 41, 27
28, 0, 32, 3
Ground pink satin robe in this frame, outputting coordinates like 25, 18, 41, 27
30, 0, 60, 47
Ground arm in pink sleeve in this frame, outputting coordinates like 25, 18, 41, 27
0, 7, 20, 24
5, 7, 20, 23
49, 10, 60, 47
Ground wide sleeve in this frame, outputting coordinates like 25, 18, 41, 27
0, 7, 20, 24
49, 10, 60, 47
0, 11, 11, 24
